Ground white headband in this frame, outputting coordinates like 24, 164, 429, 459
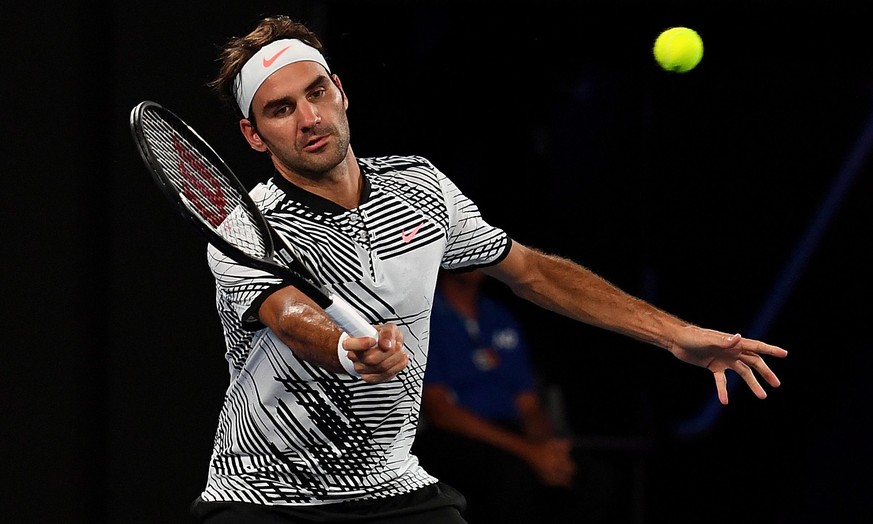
233, 39, 331, 118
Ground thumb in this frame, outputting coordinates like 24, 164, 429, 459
724, 332, 742, 349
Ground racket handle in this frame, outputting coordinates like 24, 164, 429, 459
324, 296, 379, 339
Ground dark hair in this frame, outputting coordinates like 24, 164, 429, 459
209, 15, 327, 114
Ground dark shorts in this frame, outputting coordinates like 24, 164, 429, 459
190, 481, 467, 523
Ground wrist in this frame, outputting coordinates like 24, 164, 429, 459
336, 332, 361, 378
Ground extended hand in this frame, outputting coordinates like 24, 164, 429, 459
669, 326, 788, 405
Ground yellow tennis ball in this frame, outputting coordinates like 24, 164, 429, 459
653, 27, 703, 73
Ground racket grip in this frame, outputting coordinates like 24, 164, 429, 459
325, 297, 379, 339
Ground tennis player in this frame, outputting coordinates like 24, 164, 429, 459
188, 15, 788, 523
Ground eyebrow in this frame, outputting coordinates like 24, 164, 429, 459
260, 74, 331, 116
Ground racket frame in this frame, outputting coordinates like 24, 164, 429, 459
129, 100, 377, 338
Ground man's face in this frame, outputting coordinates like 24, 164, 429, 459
247, 61, 351, 179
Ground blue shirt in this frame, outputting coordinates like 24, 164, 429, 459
425, 287, 535, 423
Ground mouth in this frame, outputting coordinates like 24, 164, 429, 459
302, 134, 330, 152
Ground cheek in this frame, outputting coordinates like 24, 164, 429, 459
259, 121, 298, 147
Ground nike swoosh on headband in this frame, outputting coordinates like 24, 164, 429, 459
262, 45, 291, 68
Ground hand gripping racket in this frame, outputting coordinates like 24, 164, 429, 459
129, 100, 377, 339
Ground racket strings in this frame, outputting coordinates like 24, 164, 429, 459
141, 111, 269, 259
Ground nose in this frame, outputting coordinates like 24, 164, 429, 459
299, 101, 321, 129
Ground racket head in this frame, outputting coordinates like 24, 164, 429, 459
130, 100, 277, 262
130, 100, 376, 336
130, 100, 333, 308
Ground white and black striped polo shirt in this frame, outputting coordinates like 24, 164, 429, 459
200, 154, 510, 506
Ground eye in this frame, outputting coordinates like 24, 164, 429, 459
309, 87, 327, 100
273, 104, 292, 116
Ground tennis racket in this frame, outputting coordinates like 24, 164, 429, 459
129, 100, 377, 339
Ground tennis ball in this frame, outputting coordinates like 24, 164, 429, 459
653, 27, 703, 73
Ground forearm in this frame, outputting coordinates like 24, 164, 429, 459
527, 254, 681, 348
490, 244, 688, 350
259, 286, 346, 373
516, 392, 555, 441
429, 405, 534, 459
423, 387, 535, 459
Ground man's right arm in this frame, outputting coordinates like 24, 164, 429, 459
259, 285, 407, 382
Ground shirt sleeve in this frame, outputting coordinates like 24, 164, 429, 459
433, 164, 511, 271
207, 243, 285, 330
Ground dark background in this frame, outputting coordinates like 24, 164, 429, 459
5, 1, 871, 522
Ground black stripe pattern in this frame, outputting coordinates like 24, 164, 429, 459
202, 155, 509, 505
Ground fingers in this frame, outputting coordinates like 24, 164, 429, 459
356, 344, 407, 371
356, 351, 408, 383
739, 338, 789, 358
344, 324, 408, 383
341, 334, 377, 352
348, 348, 408, 383
696, 329, 787, 402
723, 332, 743, 350
732, 359, 767, 400
535, 440, 577, 487
714, 332, 788, 360
739, 352, 782, 388
714, 371, 729, 405
711, 353, 783, 404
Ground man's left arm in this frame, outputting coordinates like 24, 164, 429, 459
482, 242, 788, 404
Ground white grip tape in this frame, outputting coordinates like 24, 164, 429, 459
336, 332, 360, 378
324, 299, 378, 338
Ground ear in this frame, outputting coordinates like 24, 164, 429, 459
239, 118, 268, 152
332, 74, 349, 110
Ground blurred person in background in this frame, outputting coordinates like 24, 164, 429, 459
415, 269, 617, 523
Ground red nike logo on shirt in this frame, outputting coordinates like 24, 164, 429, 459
401, 222, 424, 243
262, 45, 292, 68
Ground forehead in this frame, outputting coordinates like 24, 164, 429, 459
253, 61, 329, 103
